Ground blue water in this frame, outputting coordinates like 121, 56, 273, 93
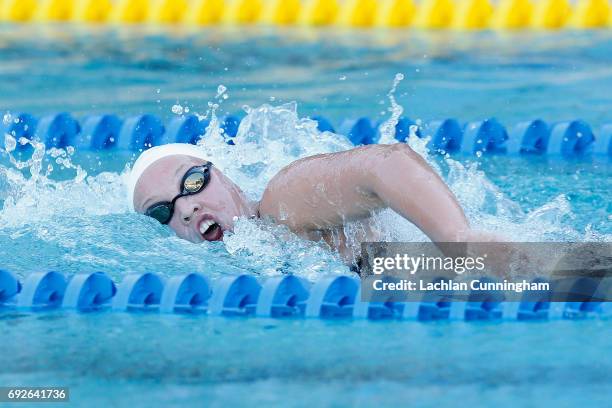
1, 26, 612, 126
0, 315, 610, 407
0, 26, 611, 407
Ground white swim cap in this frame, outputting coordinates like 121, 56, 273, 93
126, 143, 210, 212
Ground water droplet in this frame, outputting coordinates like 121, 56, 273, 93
4, 133, 17, 152
377, 73, 405, 144
339, 75, 346, 81
172, 104, 184, 115
215, 85, 229, 102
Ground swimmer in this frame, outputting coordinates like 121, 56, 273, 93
128, 143, 496, 264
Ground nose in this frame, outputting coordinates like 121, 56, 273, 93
175, 196, 201, 224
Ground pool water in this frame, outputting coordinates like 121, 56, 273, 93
1, 26, 612, 126
0, 26, 611, 407
0, 315, 610, 407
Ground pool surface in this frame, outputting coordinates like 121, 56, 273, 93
0, 314, 610, 407
1, 26, 612, 126
0, 26, 611, 407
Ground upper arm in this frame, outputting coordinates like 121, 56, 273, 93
259, 147, 385, 232
259, 143, 471, 243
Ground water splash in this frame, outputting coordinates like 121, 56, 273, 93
0, 102, 357, 280
195, 102, 352, 201
377, 73, 405, 144
0, 98, 609, 281
224, 218, 348, 281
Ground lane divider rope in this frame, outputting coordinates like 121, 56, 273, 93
0, 0, 611, 29
2, 112, 611, 158
1, 270, 609, 320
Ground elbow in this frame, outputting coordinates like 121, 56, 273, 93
385, 143, 421, 161
384, 143, 433, 178
367, 143, 423, 182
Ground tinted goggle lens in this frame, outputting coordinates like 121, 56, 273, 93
146, 203, 172, 224
183, 171, 205, 192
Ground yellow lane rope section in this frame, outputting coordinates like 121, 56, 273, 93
0, 0, 610, 29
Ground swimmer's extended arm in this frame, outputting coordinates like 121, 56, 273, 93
259, 144, 474, 242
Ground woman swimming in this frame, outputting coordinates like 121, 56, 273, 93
127, 142, 495, 263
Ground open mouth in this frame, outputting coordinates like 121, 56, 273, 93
198, 218, 223, 241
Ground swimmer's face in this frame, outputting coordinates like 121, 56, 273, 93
133, 155, 252, 243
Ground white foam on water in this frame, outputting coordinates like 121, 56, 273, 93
0, 88, 609, 280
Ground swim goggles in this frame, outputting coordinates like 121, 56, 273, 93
144, 162, 213, 225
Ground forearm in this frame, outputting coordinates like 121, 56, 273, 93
365, 144, 471, 242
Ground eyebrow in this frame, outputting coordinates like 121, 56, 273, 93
139, 163, 191, 211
